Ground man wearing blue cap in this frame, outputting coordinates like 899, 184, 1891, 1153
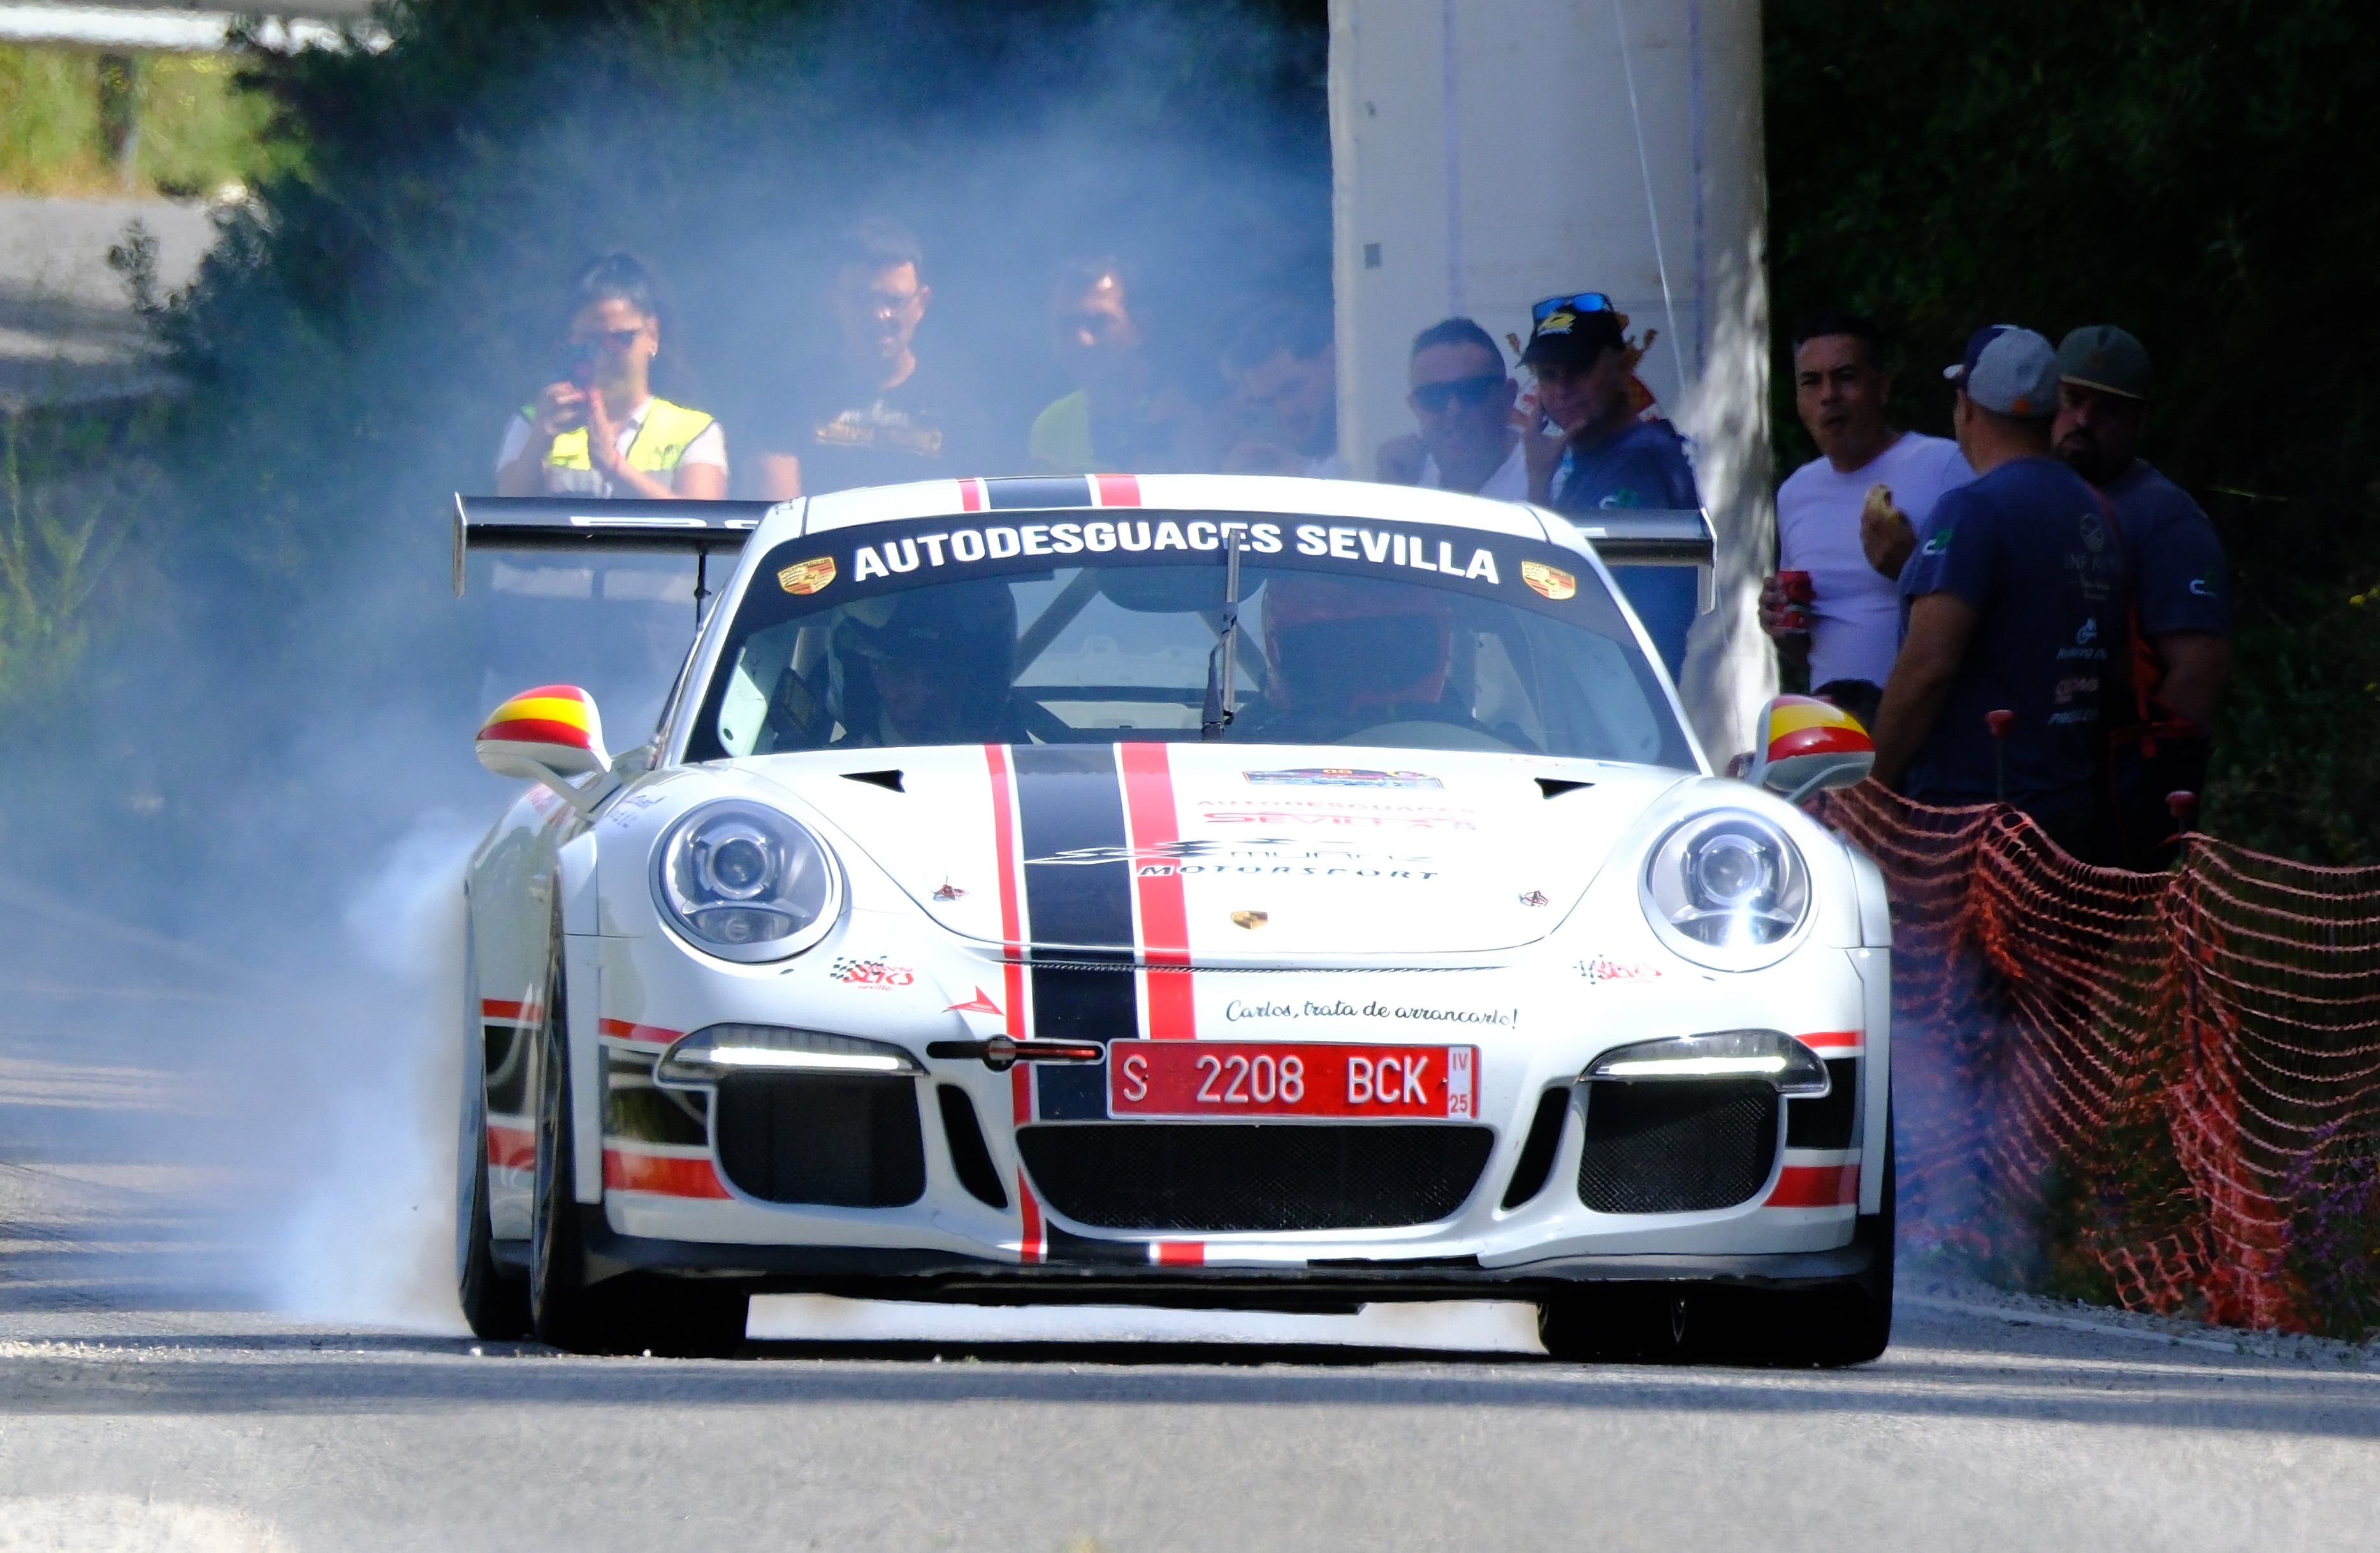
1517, 292, 1702, 675
1869, 326, 2131, 856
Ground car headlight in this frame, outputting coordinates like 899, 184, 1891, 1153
651, 799, 839, 963
1639, 811, 1810, 970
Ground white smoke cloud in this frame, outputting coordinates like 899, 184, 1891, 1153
258, 812, 481, 1330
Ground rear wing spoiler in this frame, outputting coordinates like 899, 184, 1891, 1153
451, 494, 775, 597
450, 494, 1716, 601
1564, 508, 1715, 567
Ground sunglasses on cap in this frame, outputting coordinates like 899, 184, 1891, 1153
1411, 373, 1507, 414
1532, 292, 1616, 324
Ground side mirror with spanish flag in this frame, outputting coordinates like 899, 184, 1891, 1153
475, 684, 618, 815
1744, 694, 1874, 804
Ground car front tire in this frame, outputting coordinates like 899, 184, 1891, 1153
457, 916, 530, 1340
528, 925, 748, 1359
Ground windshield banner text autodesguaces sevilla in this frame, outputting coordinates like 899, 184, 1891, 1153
757, 513, 1616, 628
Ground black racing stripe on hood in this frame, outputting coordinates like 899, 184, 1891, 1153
1012, 743, 1135, 1120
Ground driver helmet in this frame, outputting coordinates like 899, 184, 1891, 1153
827, 581, 1018, 743
1260, 574, 1453, 715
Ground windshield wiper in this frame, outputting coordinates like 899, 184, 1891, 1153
1199, 525, 1245, 741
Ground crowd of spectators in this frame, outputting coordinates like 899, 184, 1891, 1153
1766, 314, 2231, 868
488, 230, 2230, 868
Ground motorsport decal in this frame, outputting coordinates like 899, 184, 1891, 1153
829, 956, 916, 988
1221, 997, 1519, 1028
1244, 768, 1442, 789
1577, 955, 1663, 985
739, 511, 1627, 638
1023, 837, 1442, 881
1199, 798, 1478, 831
836, 521, 1510, 584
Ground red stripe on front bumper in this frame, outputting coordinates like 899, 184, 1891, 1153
599, 1017, 683, 1043
1766, 1162, 1861, 1207
603, 1149, 731, 1199
1151, 1241, 1205, 1266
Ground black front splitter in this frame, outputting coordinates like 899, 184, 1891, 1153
551, 1212, 1879, 1310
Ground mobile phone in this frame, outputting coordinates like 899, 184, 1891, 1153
552, 343, 595, 390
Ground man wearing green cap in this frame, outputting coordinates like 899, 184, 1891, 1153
2053, 325, 2231, 866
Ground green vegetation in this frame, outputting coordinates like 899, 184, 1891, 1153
2, 0, 2374, 871
1769, 0, 2380, 863
0, 46, 287, 195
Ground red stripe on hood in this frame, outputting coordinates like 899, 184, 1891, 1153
1119, 741, 1195, 1039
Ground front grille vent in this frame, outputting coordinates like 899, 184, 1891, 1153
1578, 1079, 1778, 1213
713, 1072, 925, 1207
1018, 1123, 1492, 1233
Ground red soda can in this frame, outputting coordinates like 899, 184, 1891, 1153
1778, 570, 1815, 633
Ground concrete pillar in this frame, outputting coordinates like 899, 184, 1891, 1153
1328, 0, 1774, 759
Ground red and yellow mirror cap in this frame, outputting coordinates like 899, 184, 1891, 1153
477, 684, 609, 781
1762, 694, 1873, 762
480, 684, 600, 751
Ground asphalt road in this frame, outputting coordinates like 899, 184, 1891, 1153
0, 194, 214, 404
3, 878, 2377, 1553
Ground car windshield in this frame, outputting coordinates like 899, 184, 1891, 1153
682, 511, 1694, 768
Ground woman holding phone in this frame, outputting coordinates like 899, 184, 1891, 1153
495, 253, 727, 499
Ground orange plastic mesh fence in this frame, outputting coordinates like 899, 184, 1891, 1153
1823, 781, 2380, 1333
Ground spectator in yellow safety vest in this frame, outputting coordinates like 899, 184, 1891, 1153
495, 253, 727, 500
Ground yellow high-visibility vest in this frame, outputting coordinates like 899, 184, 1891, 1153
534, 396, 716, 476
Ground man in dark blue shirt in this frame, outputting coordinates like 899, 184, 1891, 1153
1871, 326, 2131, 857
1517, 293, 1702, 675
2053, 325, 2231, 864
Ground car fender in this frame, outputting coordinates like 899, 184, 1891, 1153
559, 829, 605, 1204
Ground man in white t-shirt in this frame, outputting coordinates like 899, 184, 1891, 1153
1762, 312, 1972, 704
1374, 317, 1528, 500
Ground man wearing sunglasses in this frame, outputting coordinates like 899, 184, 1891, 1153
1519, 292, 1701, 672
1376, 317, 1527, 499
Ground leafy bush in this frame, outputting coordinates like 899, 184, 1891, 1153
0, 0, 1331, 906
0, 46, 286, 195
1769, 0, 2380, 863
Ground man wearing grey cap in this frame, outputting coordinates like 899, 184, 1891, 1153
1869, 326, 2131, 856
2054, 325, 2231, 866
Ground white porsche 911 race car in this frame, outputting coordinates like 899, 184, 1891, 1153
452, 473, 1891, 1362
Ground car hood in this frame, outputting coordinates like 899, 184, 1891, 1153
747, 743, 1690, 961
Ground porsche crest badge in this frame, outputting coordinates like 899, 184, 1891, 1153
778, 557, 837, 595
1521, 560, 1576, 601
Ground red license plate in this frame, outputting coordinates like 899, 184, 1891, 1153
1107, 1040, 1479, 1120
